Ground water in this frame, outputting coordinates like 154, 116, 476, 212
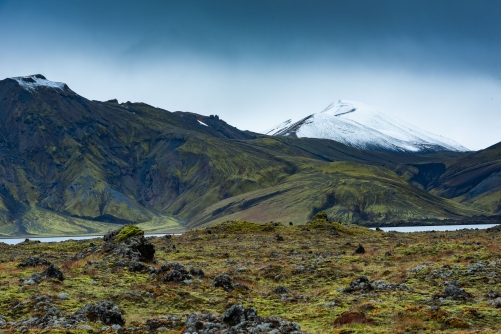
0, 225, 498, 244
372, 224, 499, 233
0, 233, 175, 245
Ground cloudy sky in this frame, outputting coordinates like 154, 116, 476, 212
0, 0, 500, 150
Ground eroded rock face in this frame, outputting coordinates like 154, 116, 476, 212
183, 304, 303, 334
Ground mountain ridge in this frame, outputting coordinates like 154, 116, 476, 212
0, 75, 497, 236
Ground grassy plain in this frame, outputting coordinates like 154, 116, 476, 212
1, 217, 501, 333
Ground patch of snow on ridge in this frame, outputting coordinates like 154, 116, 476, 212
12, 74, 66, 91
198, 120, 208, 126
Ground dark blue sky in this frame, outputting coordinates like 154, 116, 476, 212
1, 0, 500, 149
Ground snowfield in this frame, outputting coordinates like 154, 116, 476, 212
264, 100, 469, 153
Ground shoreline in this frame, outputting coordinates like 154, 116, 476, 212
0, 231, 186, 240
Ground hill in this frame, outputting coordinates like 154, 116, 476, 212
0, 75, 496, 236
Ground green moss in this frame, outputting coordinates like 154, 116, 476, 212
207, 220, 282, 233
115, 225, 144, 242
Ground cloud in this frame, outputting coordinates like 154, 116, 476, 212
0, 0, 500, 150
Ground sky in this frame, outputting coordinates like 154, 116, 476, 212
0, 0, 500, 150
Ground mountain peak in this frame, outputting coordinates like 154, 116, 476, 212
11, 74, 68, 91
264, 99, 469, 153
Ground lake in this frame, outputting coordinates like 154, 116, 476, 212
0, 233, 175, 245
0, 224, 498, 244
372, 224, 499, 233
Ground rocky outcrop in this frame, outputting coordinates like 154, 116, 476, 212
17, 256, 52, 267
183, 304, 303, 333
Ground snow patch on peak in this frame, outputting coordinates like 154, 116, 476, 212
198, 120, 208, 127
263, 99, 469, 153
12, 74, 67, 91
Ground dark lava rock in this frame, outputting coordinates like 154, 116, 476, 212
275, 234, 284, 242
222, 305, 258, 326
488, 297, 501, 308
18, 256, 52, 267
128, 261, 146, 272
159, 263, 192, 282
22, 238, 41, 244
354, 243, 365, 254
273, 286, 291, 294
146, 315, 183, 331
102, 228, 155, 262
184, 304, 302, 333
433, 280, 473, 301
8, 304, 88, 330
343, 275, 373, 293
76, 300, 125, 326
190, 267, 205, 278
23, 264, 64, 284
486, 290, 500, 299
213, 273, 234, 292
41, 264, 64, 281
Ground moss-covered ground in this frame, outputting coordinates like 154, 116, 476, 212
1, 218, 501, 333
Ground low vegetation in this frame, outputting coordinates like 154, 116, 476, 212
1, 214, 501, 333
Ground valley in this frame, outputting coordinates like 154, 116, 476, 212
0, 75, 500, 236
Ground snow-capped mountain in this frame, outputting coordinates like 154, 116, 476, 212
263, 100, 469, 153
12, 74, 69, 91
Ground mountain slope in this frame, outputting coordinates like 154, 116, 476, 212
428, 142, 501, 214
265, 100, 468, 153
0, 75, 492, 236
188, 159, 481, 228
0, 75, 302, 235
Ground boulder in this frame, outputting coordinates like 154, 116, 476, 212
75, 301, 125, 326
213, 273, 234, 292
17, 256, 52, 267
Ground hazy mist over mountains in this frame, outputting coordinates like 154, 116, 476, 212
0, 0, 500, 150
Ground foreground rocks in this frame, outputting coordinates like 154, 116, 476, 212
3, 299, 124, 331
17, 256, 52, 267
183, 304, 303, 334
74, 225, 156, 263
433, 280, 473, 302
102, 226, 156, 262
4, 221, 501, 332
76, 300, 125, 326
21, 264, 64, 285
